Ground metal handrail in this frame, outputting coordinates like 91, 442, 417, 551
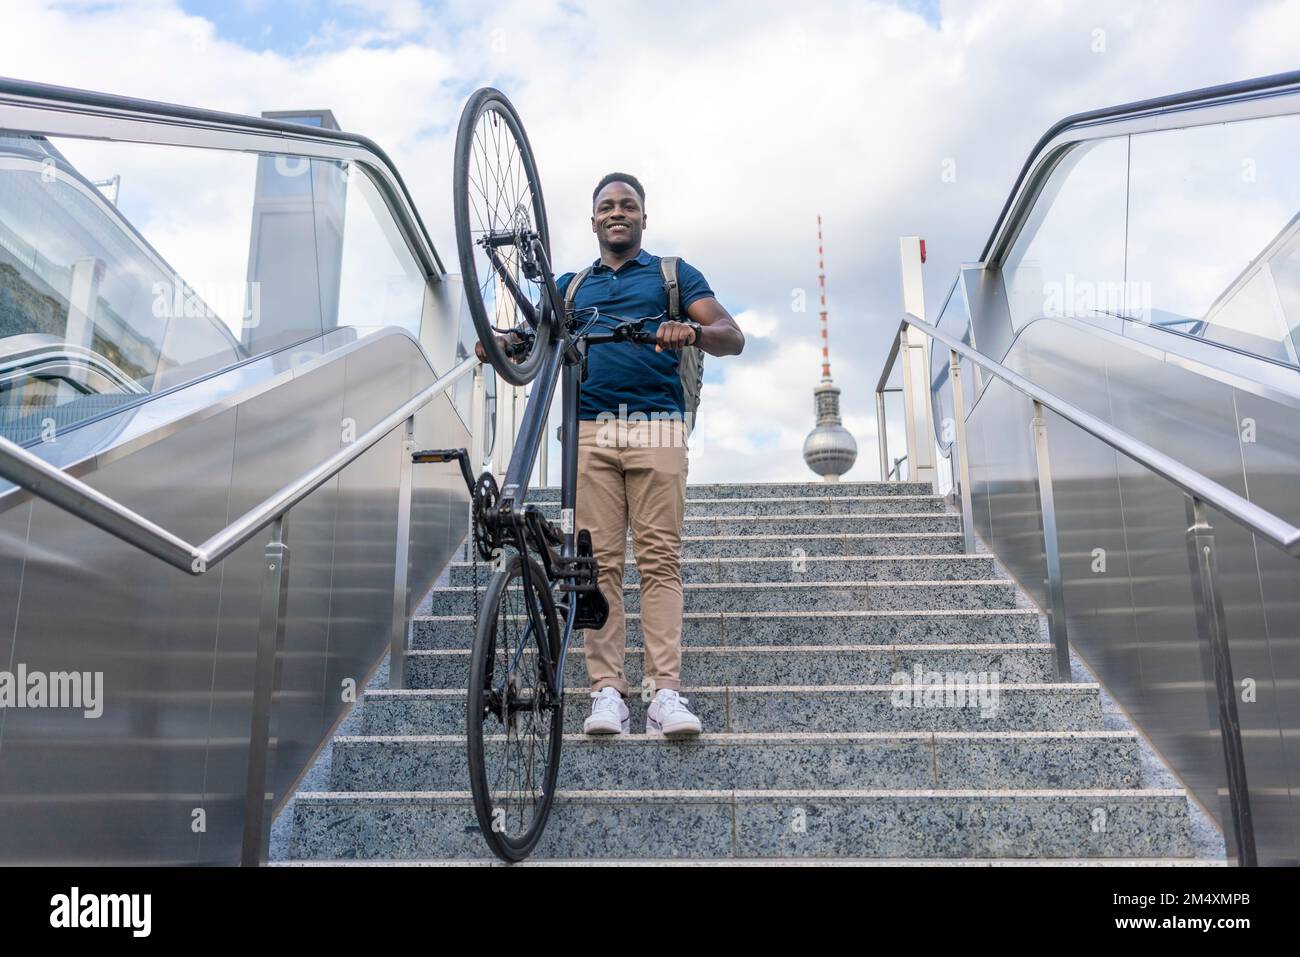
878, 312, 1277, 866
888, 316, 1300, 554
0, 76, 447, 278
0, 355, 479, 572
980, 69, 1300, 267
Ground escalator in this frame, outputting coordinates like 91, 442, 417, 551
0, 79, 484, 864
906, 70, 1300, 865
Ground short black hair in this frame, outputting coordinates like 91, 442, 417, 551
592, 172, 645, 209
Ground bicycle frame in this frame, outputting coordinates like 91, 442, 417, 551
488, 238, 585, 702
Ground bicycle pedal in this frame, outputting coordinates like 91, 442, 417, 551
556, 554, 598, 592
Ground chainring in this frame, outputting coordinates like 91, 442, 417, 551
472, 471, 501, 561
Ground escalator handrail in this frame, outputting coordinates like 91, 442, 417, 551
0, 355, 480, 573
982, 68, 1300, 267
0, 76, 446, 277
888, 313, 1300, 557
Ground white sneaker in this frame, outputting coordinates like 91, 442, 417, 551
646, 688, 702, 737
583, 687, 630, 735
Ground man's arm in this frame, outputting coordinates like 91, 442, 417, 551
655, 297, 745, 356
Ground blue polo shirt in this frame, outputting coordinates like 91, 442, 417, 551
557, 249, 714, 421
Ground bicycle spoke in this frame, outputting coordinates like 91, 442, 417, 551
470, 547, 561, 854
462, 104, 547, 347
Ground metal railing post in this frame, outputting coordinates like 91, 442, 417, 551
946, 349, 976, 554
898, 239, 936, 486
898, 329, 922, 481
241, 514, 290, 867
389, 416, 415, 690
469, 365, 486, 471
875, 389, 889, 481
1184, 495, 1257, 866
1030, 401, 1070, 680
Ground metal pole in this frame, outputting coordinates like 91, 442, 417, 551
390, 416, 415, 690
1184, 495, 1257, 866
470, 365, 486, 470
875, 390, 889, 481
947, 350, 976, 555
948, 445, 959, 508
898, 238, 936, 486
1031, 401, 1070, 681
898, 329, 920, 481
241, 514, 290, 867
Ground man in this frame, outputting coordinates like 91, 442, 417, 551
477, 171, 744, 736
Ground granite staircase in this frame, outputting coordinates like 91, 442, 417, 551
282, 480, 1199, 863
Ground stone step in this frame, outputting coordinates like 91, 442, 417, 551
410, 608, 1044, 649
419, 580, 1023, 616
453, 514, 963, 541
280, 470, 1203, 865
454, 532, 966, 561
524, 481, 934, 501
276, 858, 1226, 867
444, 554, 1001, 587
288, 787, 1194, 860
680, 514, 959, 536
360, 684, 1104, 735
402, 643, 1058, 689
536, 495, 948, 517
328, 730, 1143, 792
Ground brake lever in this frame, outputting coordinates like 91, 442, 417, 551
614, 319, 657, 345
504, 331, 535, 357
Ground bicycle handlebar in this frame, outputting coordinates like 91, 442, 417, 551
580, 314, 662, 347
583, 326, 657, 346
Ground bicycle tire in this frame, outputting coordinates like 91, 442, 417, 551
466, 550, 564, 862
453, 87, 554, 387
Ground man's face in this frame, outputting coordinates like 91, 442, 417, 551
592, 181, 645, 253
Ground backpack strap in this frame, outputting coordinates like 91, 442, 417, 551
659, 256, 681, 320
563, 266, 594, 315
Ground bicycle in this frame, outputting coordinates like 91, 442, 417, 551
418, 87, 681, 862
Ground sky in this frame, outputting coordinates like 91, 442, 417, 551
2, 0, 1298, 482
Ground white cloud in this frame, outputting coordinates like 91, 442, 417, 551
2, 0, 1298, 481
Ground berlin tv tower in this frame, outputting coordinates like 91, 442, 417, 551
802, 215, 858, 481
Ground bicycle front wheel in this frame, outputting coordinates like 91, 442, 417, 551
466, 550, 564, 862
453, 87, 554, 387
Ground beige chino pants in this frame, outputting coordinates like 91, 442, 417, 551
575, 416, 689, 696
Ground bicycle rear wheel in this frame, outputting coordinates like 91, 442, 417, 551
453, 87, 554, 387
466, 550, 564, 862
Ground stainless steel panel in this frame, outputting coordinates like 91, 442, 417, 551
1233, 387, 1300, 862
0, 408, 235, 864
0, 330, 467, 864
961, 315, 1299, 863
197, 356, 347, 862
0, 498, 32, 759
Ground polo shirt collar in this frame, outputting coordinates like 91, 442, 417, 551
591, 248, 655, 272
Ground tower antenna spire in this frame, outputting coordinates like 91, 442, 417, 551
817, 214, 832, 383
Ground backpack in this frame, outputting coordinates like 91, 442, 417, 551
562, 256, 704, 435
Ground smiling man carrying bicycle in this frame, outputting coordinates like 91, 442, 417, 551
478, 171, 744, 737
